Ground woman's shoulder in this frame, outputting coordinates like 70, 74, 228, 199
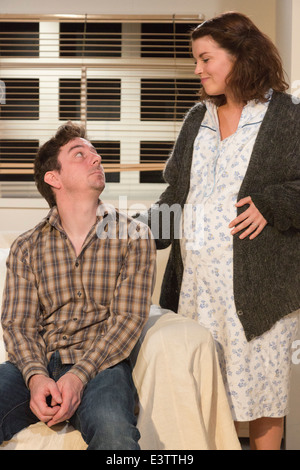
263, 91, 300, 140
180, 101, 207, 130
271, 90, 300, 114
185, 101, 207, 118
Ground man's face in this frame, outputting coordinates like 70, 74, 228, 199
53, 137, 105, 198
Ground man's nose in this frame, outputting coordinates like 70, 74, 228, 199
92, 152, 102, 165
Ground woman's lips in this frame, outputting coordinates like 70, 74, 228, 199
201, 77, 209, 84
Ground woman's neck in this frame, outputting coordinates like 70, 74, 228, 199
217, 98, 245, 141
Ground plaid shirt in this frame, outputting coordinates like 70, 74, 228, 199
1, 203, 156, 387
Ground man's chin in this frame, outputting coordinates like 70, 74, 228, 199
96, 181, 105, 194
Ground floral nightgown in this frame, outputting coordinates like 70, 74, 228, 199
178, 94, 299, 421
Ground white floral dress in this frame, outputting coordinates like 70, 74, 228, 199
178, 96, 299, 421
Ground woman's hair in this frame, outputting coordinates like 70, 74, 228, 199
191, 11, 289, 106
34, 121, 86, 207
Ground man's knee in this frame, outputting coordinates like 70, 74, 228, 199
0, 362, 37, 444
0, 362, 30, 405
74, 361, 139, 449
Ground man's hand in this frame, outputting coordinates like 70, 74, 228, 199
29, 375, 62, 424
46, 372, 84, 427
229, 196, 267, 240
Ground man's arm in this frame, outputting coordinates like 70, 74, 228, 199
69, 224, 156, 386
1, 242, 49, 387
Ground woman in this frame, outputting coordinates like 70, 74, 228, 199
144, 12, 300, 449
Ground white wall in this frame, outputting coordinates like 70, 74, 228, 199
290, 0, 300, 84
276, 0, 300, 87
281, 2, 300, 449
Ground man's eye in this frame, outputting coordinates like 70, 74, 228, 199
75, 152, 84, 158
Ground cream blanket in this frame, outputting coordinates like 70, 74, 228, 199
132, 308, 240, 450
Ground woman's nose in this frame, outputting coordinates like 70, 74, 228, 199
194, 62, 203, 76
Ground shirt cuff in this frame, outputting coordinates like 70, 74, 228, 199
69, 364, 91, 387
22, 363, 49, 388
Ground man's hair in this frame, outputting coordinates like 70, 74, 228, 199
191, 11, 289, 106
34, 121, 86, 207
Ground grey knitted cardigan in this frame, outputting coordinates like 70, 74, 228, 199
140, 91, 300, 341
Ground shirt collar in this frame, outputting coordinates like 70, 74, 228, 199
46, 199, 113, 232
46, 205, 62, 231
204, 88, 273, 132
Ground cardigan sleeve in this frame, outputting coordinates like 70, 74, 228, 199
158, 104, 204, 205
251, 176, 300, 231
245, 92, 300, 233
138, 103, 206, 249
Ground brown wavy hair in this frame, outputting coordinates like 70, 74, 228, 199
34, 121, 86, 207
191, 12, 289, 106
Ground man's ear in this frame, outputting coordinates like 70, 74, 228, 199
44, 171, 61, 190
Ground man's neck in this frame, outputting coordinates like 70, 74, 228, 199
56, 196, 100, 256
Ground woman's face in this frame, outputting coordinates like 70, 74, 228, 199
192, 35, 235, 98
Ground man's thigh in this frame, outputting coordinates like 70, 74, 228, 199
0, 361, 38, 443
70, 360, 140, 449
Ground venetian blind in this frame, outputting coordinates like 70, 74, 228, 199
0, 14, 203, 199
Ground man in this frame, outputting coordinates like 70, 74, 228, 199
0, 122, 156, 450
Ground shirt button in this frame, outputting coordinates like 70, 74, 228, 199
73, 318, 78, 321
75, 261, 79, 267
77, 291, 82, 297
62, 335, 67, 340
237, 310, 243, 316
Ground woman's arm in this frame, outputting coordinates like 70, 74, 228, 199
250, 176, 300, 231
136, 103, 206, 249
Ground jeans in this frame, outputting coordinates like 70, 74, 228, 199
0, 352, 140, 450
